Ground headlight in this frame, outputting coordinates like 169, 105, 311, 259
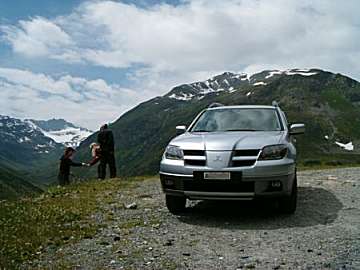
165, 145, 184, 160
259, 144, 288, 160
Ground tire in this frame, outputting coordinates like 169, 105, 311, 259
279, 175, 297, 214
166, 195, 186, 214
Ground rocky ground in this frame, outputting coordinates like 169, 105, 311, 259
26, 168, 359, 269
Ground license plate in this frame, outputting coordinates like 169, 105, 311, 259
203, 172, 231, 180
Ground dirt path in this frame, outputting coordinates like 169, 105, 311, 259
28, 168, 360, 269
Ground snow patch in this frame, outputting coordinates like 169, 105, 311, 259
253, 82, 267, 86
246, 92, 252, 96
335, 141, 354, 151
169, 93, 194, 101
285, 70, 317, 76
43, 127, 92, 147
228, 87, 236, 93
265, 69, 317, 79
265, 70, 283, 79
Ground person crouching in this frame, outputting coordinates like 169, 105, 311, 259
88, 143, 102, 178
58, 147, 87, 186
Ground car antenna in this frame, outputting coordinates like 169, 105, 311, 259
208, 102, 224, 108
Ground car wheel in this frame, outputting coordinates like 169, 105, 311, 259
166, 195, 186, 214
279, 175, 297, 214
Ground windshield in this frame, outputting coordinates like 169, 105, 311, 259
190, 108, 282, 132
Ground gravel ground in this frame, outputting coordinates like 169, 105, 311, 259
28, 168, 359, 269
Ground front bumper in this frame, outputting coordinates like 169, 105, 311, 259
160, 171, 295, 200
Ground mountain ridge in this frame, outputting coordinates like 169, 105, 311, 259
0, 116, 91, 197
76, 68, 360, 177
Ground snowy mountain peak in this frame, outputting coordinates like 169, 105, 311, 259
166, 69, 319, 101
27, 119, 93, 147
0, 115, 59, 155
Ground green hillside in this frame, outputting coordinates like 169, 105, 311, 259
0, 156, 42, 200
76, 69, 360, 177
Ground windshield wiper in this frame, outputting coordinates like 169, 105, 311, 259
192, 130, 210, 132
225, 129, 257, 131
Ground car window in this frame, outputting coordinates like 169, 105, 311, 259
191, 108, 282, 132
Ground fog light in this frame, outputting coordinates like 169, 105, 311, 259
271, 181, 281, 188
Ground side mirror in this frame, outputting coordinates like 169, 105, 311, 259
176, 125, 187, 135
289, 123, 305, 135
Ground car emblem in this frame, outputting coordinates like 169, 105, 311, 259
214, 155, 222, 162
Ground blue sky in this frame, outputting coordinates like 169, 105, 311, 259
0, 0, 359, 129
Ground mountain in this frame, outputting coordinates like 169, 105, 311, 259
76, 68, 360, 177
0, 116, 93, 191
0, 115, 62, 167
28, 119, 93, 147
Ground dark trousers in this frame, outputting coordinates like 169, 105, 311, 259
98, 153, 117, 179
58, 173, 70, 186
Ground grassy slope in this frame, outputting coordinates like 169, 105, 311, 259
0, 155, 42, 200
0, 176, 146, 269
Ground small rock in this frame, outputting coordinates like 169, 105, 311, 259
110, 260, 116, 264
219, 256, 224, 260
307, 249, 313, 253
124, 202, 137, 209
182, 252, 191, 256
164, 239, 174, 246
113, 236, 121, 241
273, 265, 280, 270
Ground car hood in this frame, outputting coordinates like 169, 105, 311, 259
170, 131, 285, 151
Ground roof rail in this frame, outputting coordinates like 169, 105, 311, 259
208, 102, 224, 108
272, 100, 279, 107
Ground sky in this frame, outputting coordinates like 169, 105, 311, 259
0, 0, 359, 129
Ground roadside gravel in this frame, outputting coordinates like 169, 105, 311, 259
28, 168, 360, 269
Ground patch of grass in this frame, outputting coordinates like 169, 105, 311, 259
0, 177, 144, 269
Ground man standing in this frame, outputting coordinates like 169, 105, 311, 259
97, 124, 117, 179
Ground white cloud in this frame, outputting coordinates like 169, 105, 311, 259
2, 0, 360, 79
1, 0, 360, 126
0, 68, 149, 129
1, 17, 73, 58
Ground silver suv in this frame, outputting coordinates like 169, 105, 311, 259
160, 103, 305, 214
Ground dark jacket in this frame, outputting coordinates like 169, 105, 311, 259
97, 129, 115, 154
59, 155, 83, 176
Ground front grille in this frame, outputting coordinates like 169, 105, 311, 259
184, 149, 206, 167
183, 150, 205, 156
231, 149, 259, 167
185, 160, 206, 166
183, 180, 254, 193
232, 160, 256, 167
233, 149, 260, 156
